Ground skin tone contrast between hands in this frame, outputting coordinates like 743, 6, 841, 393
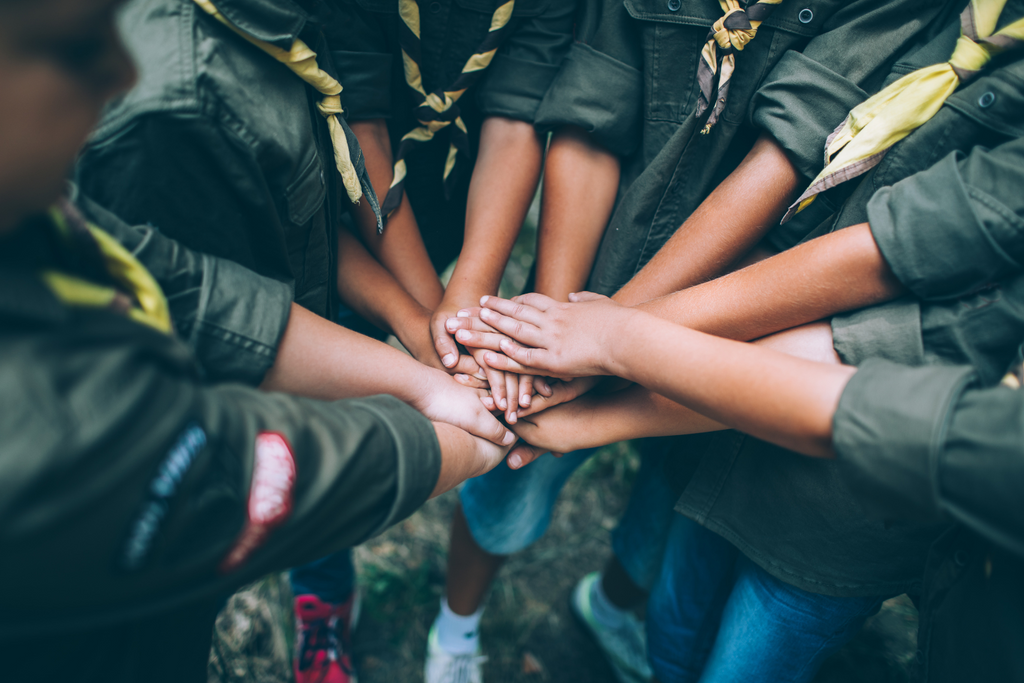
0, 0, 511, 500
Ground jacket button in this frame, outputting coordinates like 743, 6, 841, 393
978, 91, 996, 108
667, 0, 682, 11
429, 1, 441, 12
798, 8, 814, 23
954, 549, 968, 566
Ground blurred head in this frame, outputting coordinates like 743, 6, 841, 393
0, 0, 136, 233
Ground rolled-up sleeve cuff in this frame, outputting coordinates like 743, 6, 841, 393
357, 395, 441, 535
187, 255, 293, 386
751, 51, 867, 180
533, 43, 642, 157
833, 359, 975, 519
477, 53, 559, 123
333, 50, 394, 120
867, 152, 1023, 300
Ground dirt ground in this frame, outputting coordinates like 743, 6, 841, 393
208, 445, 920, 683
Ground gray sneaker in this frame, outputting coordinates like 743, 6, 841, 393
570, 572, 653, 683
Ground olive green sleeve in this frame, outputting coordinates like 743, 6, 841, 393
476, 0, 576, 123
751, 0, 960, 182
834, 359, 1024, 557
0, 323, 440, 634
867, 137, 1024, 301
76, 193, 293, 387
532, 0, 644, 156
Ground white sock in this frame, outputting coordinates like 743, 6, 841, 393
589, 573, 627, 629
434, 598, 483, 655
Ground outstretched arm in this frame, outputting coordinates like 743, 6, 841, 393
534, 126, 620, 301
261, 303, 514, 447
495, 297, 850, 462
613, 133, 803, 306
348, 118, 445, 311
430, 116, 545, 419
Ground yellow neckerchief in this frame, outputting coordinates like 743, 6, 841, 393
696, 0, 783, 134
41, 204, 172, 334
192, 0, 364, 208
379, 0, 515, 217
783, 0, 1024, 222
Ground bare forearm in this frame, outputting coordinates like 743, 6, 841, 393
260, 303, 430, 403
607, 312, 855, 456
535, 126, 620, 301
614, 133, 802, 306
348, 119, 444, 309
637, 222, 905, 341
336, 227, 432, 344
446, 117, 543, 303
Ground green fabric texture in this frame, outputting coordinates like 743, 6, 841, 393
0, 200, 441, 639
668, 8, 1024, 598
76, 0, 380, 321
834, 360, 1024, 683
557, 0, 956, 296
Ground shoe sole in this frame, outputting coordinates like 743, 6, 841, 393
568, 587, 645, 683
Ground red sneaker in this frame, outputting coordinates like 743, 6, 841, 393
293, 592, 360, 683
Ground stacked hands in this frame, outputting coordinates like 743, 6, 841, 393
423, 291, 636, 471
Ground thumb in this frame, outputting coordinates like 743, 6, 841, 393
506, 442, 547, 469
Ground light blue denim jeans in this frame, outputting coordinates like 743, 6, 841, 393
459, 440, 678, 591
647, 514, 887, 683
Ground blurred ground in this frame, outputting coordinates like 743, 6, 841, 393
208, 198, 920, 683
209, 446, 920, 683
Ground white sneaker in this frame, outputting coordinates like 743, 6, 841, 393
424, 624, 487, 683
570, 572, 652, 683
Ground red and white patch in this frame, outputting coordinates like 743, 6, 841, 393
219, 432, 296, 573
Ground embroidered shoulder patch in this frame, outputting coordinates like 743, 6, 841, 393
120, 422, 207, 571
219, 432, 297, 574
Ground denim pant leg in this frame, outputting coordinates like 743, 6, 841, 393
289, 549, 356, 604
460, 449, 596, 555
647, 515, 740, 683
610, 442, 680, 592
699, 555, 886, 683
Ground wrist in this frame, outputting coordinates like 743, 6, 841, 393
602, 307, 648, 378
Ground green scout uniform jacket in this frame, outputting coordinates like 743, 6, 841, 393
834, 359, 1024, 683
76, 0, 381, 322
0, 193, 440, 683
328, 0, 574, 270
533, 0, 961, 295
666, 6, 1024, 599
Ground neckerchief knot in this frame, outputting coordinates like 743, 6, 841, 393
380, 0, 515, 219
696, 0, 783, 134
782, 0, 1024, 222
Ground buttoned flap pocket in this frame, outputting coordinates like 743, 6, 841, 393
944, 66, 1024, 139
455, 0, 548, 18
624, 0, 828, 36
286, 152, 327, 228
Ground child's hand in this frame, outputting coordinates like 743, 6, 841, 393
515, 375, 602, 419
412, 369, 517, 447
467, 346, 521, 424
432, 422, 515, 497
477, 292, 637, 378
445, 311, 553, 416
397, 308, 487, 386
509, 398, 597, 461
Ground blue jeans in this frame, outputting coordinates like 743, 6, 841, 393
290, 550, 356, 604
647, 515, 886, 683
460, 440, 678, 591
